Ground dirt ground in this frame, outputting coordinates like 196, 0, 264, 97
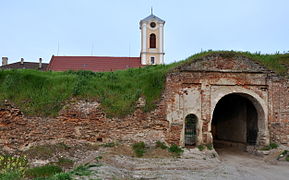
74, 146, 289, 180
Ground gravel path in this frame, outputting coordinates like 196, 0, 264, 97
74, 148, 289, 180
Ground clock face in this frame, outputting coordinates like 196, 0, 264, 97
150, 22, 156, 28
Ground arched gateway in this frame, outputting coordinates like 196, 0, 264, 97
164, 52, 286, 148
211, 93, 265, 147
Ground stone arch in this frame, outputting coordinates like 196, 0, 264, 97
210, 91, 268, 146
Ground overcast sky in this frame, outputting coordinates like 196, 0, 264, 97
1, 0, 288, 64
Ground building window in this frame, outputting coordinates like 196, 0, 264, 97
150, 33, 156, 48
150, 57, 155, 64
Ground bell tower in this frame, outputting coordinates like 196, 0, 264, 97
140, 11, 165, 65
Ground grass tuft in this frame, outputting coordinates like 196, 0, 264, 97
168, 144, 184, 157
25, 165, 62, 178
197, 145, 206, 151
155, 141, 168, 149
206, 144, 213, 150
132, 142, 146, 157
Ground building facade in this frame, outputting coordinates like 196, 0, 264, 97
140, 13, 165, 65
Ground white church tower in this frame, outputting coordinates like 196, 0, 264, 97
140, 11, 165, 65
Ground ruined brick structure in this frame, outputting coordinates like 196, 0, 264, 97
0, 53, 288, 152
165, 53, 289, 147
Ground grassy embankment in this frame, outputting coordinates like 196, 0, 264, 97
0, 51, 288, 117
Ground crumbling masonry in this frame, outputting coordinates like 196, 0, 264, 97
0, 53, 288, 152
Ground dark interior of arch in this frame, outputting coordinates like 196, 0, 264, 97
212, 94, 258, 146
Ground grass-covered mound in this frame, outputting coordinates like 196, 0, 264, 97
0, 65, 172, 117
177, 51, 289, 75
0, 51, 287, 117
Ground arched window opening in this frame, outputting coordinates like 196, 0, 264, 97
185, 114, 198, 146
150, 33, 156, 48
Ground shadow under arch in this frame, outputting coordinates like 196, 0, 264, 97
211, 92, 266, 148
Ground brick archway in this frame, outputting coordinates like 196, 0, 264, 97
209, 92, 268, 147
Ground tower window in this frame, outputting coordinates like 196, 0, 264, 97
150, 33, 156, 48
150, 57, 155, 64
150, 22, 156, 28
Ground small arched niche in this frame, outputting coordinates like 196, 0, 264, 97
184, 114, 198, 147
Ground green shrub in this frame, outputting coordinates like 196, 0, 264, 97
25, 165, 62, 178
0, 154, 28, 176
260, 143, 279, 151
286, 156, 289, 162
132, 142, 146, 157
155, 141, 168, 149
0, 171, 22, 180
197, 145, 205, 151
269, 143, 278, 149
168, 144, 184, 157
206, 144, 213, 150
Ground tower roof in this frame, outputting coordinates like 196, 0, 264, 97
140, 13, 165, 25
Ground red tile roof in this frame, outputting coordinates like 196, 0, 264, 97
47, 56, 143, 72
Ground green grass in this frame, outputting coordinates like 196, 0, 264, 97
197, 145, 206, 151
70, 163, 100, 177
25, 165, 62, 178
168, 144, 184, 157
0, 171, 22, 180
175, 51, 289, 76
269, 143, 279, 149
0, 65, 171, 117
260, 142, 279, 151
132, 142, 146, 157
206, 144, 213, 150
0, 51, 287, 117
